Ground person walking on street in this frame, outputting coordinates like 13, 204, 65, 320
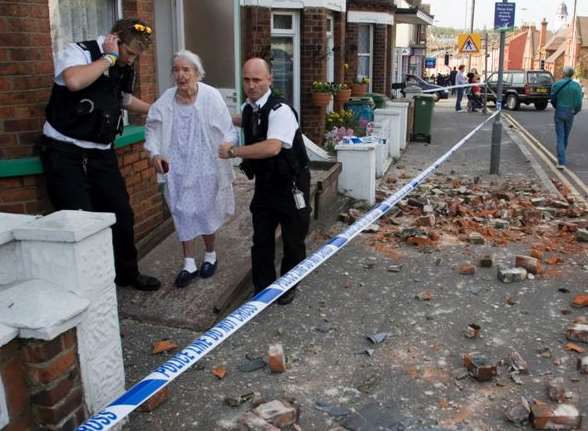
41, 18, 161, 291
219, 58, 311, 306
449, 67, 457, 95
455, 65, 467, 112
550, 66, 583, 169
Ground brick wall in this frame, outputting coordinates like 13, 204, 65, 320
344, 23, 359, 84
0, 329, 86, 431
0, 0, 52, 160
242, 6, 272, 62
0, 0, 167, 242
333, 12, 346, 85
301, 8, 328, 145
372, 24, 388, 94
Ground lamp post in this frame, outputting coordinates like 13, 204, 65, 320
490, 0, 508, 175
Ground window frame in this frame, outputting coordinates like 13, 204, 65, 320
356, 23, 373, 92
270, 11, 301, 113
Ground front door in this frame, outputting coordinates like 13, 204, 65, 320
154, 0, 181, 95
271, 11, 300, 113
183, 0, 238, 112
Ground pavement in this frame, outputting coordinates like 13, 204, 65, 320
117, 98, 588, 431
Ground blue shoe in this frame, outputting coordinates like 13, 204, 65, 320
175, 269, 198, 288
200, 261, 217, 279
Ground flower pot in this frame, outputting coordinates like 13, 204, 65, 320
334, 88, 352, 111
351, 83, 367, 97
312, 92, 332, 107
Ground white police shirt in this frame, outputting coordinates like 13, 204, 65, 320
243, 89, 298, 149
43, 35, 131, 150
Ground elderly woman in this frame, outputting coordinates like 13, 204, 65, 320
145, 50, 237, 288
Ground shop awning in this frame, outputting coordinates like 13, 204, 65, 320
394, 7, 433, 26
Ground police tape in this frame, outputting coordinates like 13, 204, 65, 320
420, 82, 486, 93
75, 110, 500, 431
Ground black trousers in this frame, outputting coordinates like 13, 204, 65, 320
251, 170, 311, 293
40, 137, 139, 282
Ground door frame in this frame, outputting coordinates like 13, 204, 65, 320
271, 10, 301, 113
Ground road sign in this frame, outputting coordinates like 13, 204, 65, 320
494, 2, 515, 31
457, 33, 481, 54
425, 57, 436, 68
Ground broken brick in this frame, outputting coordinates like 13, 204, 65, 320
522, 208, 542, 225
479, 254, 494, 268
468, 232, 485, 244
530, 248, 544, 260
212, 367, 227, 379
137, 386, 170, 412
546, 378, 567, 403
458, 263, 476, 275
253, 400, 297, 428
571, 295, 588, 308
239, 411, 279, 431
509, 351, 529, 374
577, 356, 588, 374
464, 323, 481, 339
565, 323, 588, 344
545, 256, 563, 265
515, 255, 542, 274
529, 401, 582, 430
416, 290, 433, 301
564, 343, 586, 353
576, 229, 588, 242
152, 339, 178, 354
463, 352, 497, 381
416, 214, 436, 227
497, 267, 527, 283
268, 343, 287, 373
407, 236, 433, 247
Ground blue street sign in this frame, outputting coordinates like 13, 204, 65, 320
425, 57, 436, 68
494, 2, 515, 31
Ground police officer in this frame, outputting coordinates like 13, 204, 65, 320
41, 18, 161, 291
219, 58, 310, 305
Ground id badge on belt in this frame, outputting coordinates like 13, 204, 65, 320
292, 185, 306, 210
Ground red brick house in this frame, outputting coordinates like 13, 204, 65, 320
0, 0, 431, 242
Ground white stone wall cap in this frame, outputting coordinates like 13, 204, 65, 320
0, 213, 39, 246
335, 143, 377, 151
303, 134, 330, 161
375, 109, 400, 116
0, 279, 89, 341
0, 323, 17, 347
386, 101, 410, 106
12, 210, 116, 243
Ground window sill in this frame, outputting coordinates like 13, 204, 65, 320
0, 126, 146, 178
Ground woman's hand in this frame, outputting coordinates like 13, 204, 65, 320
152, 155, 169, 174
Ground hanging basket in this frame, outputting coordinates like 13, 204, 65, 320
351, 83, 368, 97
334, 88, 352, 103
312, 92, 332, 107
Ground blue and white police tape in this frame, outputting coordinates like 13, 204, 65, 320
75, 110, 500, 431
420, 82, 486, 93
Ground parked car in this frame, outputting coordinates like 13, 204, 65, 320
402, 74, 449, 101
483, 70, 554, 111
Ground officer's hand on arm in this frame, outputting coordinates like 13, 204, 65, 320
219, 140, 282, 160
126, 95, 151, 114
232, 114, 242, 128
62, 33, 119, 92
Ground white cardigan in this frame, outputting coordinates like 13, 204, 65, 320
144, 83, 238, 188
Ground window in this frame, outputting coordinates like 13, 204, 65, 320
271, 12, 300, 112
48, 0, 120, 56
511, 72, 525, 85
357, 24, 373, 90
528, 72, 553, 85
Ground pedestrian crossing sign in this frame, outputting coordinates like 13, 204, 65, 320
457, 33, 481, 54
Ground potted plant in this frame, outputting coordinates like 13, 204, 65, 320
333, 83, 352, 111
351, 77, 369, 96
311, 81, 333, 107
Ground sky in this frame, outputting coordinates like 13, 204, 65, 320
426, 0, 588, 31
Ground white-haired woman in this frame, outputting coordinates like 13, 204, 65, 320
145, 50, 238, 288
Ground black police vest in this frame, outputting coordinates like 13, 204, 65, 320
45, 40, 135, 145
241, 94, 309, 183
